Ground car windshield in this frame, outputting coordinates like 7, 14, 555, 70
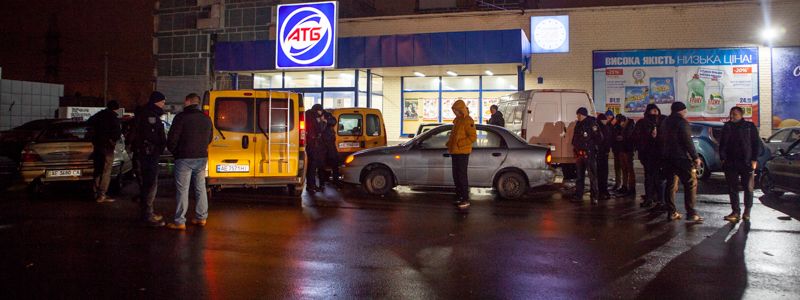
37, 123, 90, 142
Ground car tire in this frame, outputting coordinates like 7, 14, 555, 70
362, 167, 394, 195
696, 156, 711, 181
759, 169, 784, 198
495, 171, 528, 200
27, 179, 44, 199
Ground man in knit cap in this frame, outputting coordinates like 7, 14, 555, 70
572, 107, 603, 204
128, 91, 168, 227
660, 102, 703, 222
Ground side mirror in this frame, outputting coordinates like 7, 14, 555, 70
408, 134, 415, 138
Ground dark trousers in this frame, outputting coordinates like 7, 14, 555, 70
642, 158, 665, 205
613, 151, 622, 188
575, 153, 599, 199
597, 151, 610, 195
92, 149, 114, 198
318, 144, 341, 185
723, 162, 754, 214
306, 149, 324, 189
664, 162, 698, 216
138, 154, 160, 220
618, 151, 636, 191
451, 154, 470, 201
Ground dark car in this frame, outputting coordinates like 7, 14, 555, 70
760, 140, 800, 198
689, 122, 771, 180
764, 127, 800, 154
0, 119, 57, 160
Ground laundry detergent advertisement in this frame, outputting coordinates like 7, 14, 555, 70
592, 48, 759, 123
771, 47, 800, 129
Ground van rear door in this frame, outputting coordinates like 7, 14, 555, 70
253, 91, 299, 177
526, 92, 562, 158
208, 93, 256, 178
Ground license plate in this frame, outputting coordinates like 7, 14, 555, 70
47, 169, 81, 177
338, 142, 360, 149
553, 175, 564, 184
216, 164, 249, 173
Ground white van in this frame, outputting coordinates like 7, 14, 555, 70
497, 90, 595, 175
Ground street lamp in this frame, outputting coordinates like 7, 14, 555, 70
760, 26, 785, 44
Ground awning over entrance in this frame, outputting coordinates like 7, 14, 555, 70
215, 29, 530, 72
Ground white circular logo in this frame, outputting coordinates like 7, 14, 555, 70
533, 18, 567, 50
279, 7, 333, 65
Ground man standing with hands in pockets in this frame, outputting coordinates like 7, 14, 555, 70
447, 99, 477, 211
719, 106, 760, 222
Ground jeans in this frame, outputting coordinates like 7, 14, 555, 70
575, 152, 599, 199
613, 151, 622, 188
642, 158, 665, 205
664, 162, 698, 216
138, 154, 160, 220
597, 151, 610, 195
173, 158, 208, 225
451, 154, 470, 201
723, 162, 754, 214
93, 150, 114, 199
618, 151, 636, 191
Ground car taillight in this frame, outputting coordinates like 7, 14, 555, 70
299, 113, 306, 147
545, 150, 552, 165
22, 149, 41, 162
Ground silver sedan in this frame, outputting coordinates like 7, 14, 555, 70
340, 124, 557, 199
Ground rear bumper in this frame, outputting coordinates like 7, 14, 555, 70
206, 176, 304, 188
528, 169, 557, 188
21, 161, 128, 183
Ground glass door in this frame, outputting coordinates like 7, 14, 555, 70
302, 92, 322, 108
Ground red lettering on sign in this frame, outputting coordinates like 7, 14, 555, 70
606, 69, 623, 76
287, 27, 322, 42
733, 67, 752, 74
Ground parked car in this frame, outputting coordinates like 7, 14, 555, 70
340, 124, 556, 200
764, 126, 800, 154
19, 120, 132, 196
0, 119, 57, 160
408, 123, 443, 138
689, 122, 771, 180
760, 140, 800, 197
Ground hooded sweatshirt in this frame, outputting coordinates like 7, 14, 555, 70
446, 100, 477, 154
634, 104, 665, 160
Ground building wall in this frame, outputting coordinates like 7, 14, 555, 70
0, 79, 63, 130
338, 0, 800, 137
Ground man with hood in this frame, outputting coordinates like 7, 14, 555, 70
572, 107, 603, 204
719, 106, 760, 222
305, 104, 326, 193
613, 114, 636, 196
446, 99, 478, 210
660, 102, 703, 222
318, 108, 341, 188
129, 91, 168, 227
634, 104, 665, 209
596, 113, 613, 200
87, 100, 122, 203
487, 105, 505, 127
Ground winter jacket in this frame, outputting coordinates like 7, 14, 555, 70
320, 111, 337, 143
86, 108, 121, 152
572, 116, 603, 154
597, 121, 613, 154
488, 111, 505, 127
612, 119, 636, 153
167, 104, 213, 159
634, 114, 665, 161
659, 113, 698, 168
446, 100, 477, 155
129, 104, 166, 156
719, 120, 760, 164
305, 109, 325, 155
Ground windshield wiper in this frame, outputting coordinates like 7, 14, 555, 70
215, 126, 226, 140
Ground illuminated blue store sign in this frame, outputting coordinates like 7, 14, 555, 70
275, 1, 338, 69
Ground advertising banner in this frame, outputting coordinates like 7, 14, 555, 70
593, 48, 759, 123
771, 47, 800, 129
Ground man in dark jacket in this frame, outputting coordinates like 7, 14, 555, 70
487, 105, 505, 127
165, 93, 213, 230
305, 104, 326, 193
660, 102, 703, 222
634, 104, 666, 209
129, 91, 167, 227
613, 114, 636, 196
572, 107, 603, 204
318, 109, 341, 188
719, 106, 760, 222
596, 113, 613, 200
87, 100, 122, 203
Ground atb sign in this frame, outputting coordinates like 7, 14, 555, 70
275, 1, 337, 69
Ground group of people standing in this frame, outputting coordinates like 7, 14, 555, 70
304, 104, 343, 193
88, 92, 213, 229
572, 101, 761, 222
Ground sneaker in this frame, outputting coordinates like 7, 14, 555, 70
723, 213, 740, 222
191, 219, 207, 227
457, 201, 471, 210
95, 196, 116, 203
687, 214, 704, 222
668, 212, 682, 221
742, 213, 750, 221
166, 223, 186, 230
143, 219, 165, 227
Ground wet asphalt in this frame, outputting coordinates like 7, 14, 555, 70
1, 167, 799, 299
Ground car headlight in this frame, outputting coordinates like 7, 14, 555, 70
345, 155, 355, 165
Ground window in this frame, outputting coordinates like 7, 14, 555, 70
442, 76, 479, 91
372, 74, 383, 95
419, 130, 450, 149
39, 123, 90, 142
768, 130, 790, 143
787, 129, 800, 143
257, 98, 294, 133
371, 95, 383, 111
482, 75, 518, 90
366, 114, 381, 136
324, 91, 354, 108
215, 98, 253, 133
358, 70, 368, 92
324, 70, 356, 88
474, 130, 505, 148
284, 71, 322, 88
338, 114, 363, 136
404, 77, 439, 91
254, 73, 283, 89
690, 125, 704, 138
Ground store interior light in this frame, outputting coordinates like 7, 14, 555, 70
485, 70, 494, 76
273, 75, 282, 80
309, 74, 321, 81
446, 71, 458, 76
510, 85, 517, 90
339, 72, 355, 79
413, 71, 426, 77
284, 76, 292, 81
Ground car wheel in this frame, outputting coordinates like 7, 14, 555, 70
27, 179, 44, 199
696, 156, 711, 180
362, 167, 394, 195
495, 171, 528, 200
759, 170, 784, 198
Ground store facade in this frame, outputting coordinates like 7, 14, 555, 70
200, 0, 800, 139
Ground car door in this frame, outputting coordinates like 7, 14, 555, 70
771, 141, 800, 190
766, 129, 791, 153
404, 128, 451, 186
468, 128, 508, 187
207, 94, 256, 178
